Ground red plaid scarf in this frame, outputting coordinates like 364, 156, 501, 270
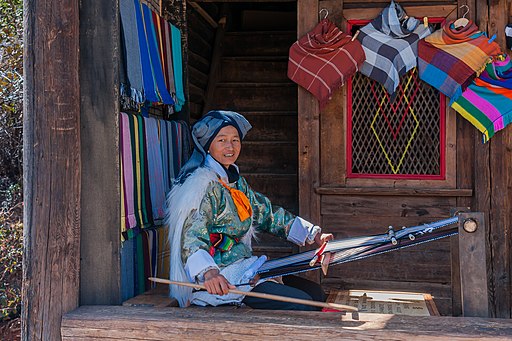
288, 19, 365, 109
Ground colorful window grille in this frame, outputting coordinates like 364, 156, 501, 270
346, 20, 446, 180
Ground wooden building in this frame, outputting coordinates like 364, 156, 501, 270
22, 0, 512, 339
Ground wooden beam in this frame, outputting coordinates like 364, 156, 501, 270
188, 1, 218, 28
487, 0, 512, 319
79, 0, 121, 306
342, 5, 457, 21
297, 0, 320, 224
22, 0, 80, 339
316, 187, 473, 197
458, 212, 489, 317
62, 305, 512, 340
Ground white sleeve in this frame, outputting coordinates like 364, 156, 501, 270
184, 249, 219, 282
287, 216, 321, 246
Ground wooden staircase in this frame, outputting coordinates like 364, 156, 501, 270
205, 26, 299, 256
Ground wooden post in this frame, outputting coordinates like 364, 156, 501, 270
297, 0, 321, 224
297, 0, 321, 283
79, 0, 121, 305
458, 212, 489, 317
22, 0, 81, 340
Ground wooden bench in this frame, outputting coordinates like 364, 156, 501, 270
62, 305, 512, 340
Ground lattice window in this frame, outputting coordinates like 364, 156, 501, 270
347, 21, 445, 180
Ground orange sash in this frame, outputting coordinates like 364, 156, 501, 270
218, 179, 253, 221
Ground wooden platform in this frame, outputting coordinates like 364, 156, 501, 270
62, 305, 512, 340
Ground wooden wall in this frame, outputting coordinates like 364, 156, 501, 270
298, 0, 512, 316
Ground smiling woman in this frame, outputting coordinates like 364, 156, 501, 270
165, 110, 333, 310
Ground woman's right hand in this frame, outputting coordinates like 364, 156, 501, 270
203, 269, 235, 295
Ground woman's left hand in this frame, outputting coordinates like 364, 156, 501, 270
315, 232, 334, 247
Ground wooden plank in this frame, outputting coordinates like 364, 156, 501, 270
22, 1, 80, 340
316, 187, 472, 196
486, 0, 512, 319
223, 31, 296, 57
238, 142, 297, 174
321, 195, 455, 217
62, 305, 512, 340
458, 212, 489, 317
189, 1, 218, 28
343, 5, 458, 21
243, 113, 298, 142
297, 0, 321, 223
79, 0, 121, 306
211, 84, 297, 111
220, 58, 290, 83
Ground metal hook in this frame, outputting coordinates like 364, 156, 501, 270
460, 4, 469, 19
319, 8, 328, 20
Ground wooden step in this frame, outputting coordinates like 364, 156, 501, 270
238, 141, 297, 173
211, 84, 297, 111
223, 31, 296, 57
220, 57, 290, 83
243, 113, 298, 142
242, 173, 298, 214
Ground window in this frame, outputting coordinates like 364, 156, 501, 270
346, 19, 449, 181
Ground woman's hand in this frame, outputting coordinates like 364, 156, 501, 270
203, 269, 235, 295
314, 232, 334, 247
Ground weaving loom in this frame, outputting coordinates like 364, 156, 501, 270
244, 216, 459, 284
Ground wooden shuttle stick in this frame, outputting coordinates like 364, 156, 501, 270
149, 277, 358, 312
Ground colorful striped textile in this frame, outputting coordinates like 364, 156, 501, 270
121, 225, 170, 298
120, 0, 185, 110
120, 112, 190, 240
451, 56, 512, 142
357, 0, 432, 97
288, 18, 365, 109
418, 20, 502, 102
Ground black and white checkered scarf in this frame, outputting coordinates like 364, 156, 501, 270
357, 1, 433, 97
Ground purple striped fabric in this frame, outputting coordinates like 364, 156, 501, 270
120, 112, 137, 229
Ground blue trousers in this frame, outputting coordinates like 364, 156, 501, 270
242, 275, 325, 311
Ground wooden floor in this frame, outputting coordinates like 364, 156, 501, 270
61, 305, 512, 340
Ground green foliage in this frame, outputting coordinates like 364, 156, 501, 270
0, 0, 23, 190
0, 0, 23, 322
0, 188, 22, 321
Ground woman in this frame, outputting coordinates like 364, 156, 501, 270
166, 110, 333, 309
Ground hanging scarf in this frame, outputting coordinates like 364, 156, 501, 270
288, 18, 365, 109
171, 23, 186, 112
119, 0, 144, 103
218, 178, 253, 222
451, 56, 512, 142
142, 3, 175, 104
418, 20, 502, 102
357, 0, 432, 97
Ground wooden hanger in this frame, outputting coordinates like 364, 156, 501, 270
454, 5, 470, 28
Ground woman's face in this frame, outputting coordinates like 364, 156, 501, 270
208, 125, 241, 168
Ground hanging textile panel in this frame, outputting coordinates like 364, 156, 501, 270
120, 0, 185, 111
120, 112, 190, 240
348, 68, 444, 178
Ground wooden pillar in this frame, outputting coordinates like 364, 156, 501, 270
297, 0, 320, 224
474, 0, 512, 319
458, 212, 489, 317
22, 0, 81, 339
79, 0, 121, 305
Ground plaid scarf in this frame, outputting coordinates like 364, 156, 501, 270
418, 20, 502, 102
357, 0, 432, 97
451, 56, 512, 142
288, 19, 365, 109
